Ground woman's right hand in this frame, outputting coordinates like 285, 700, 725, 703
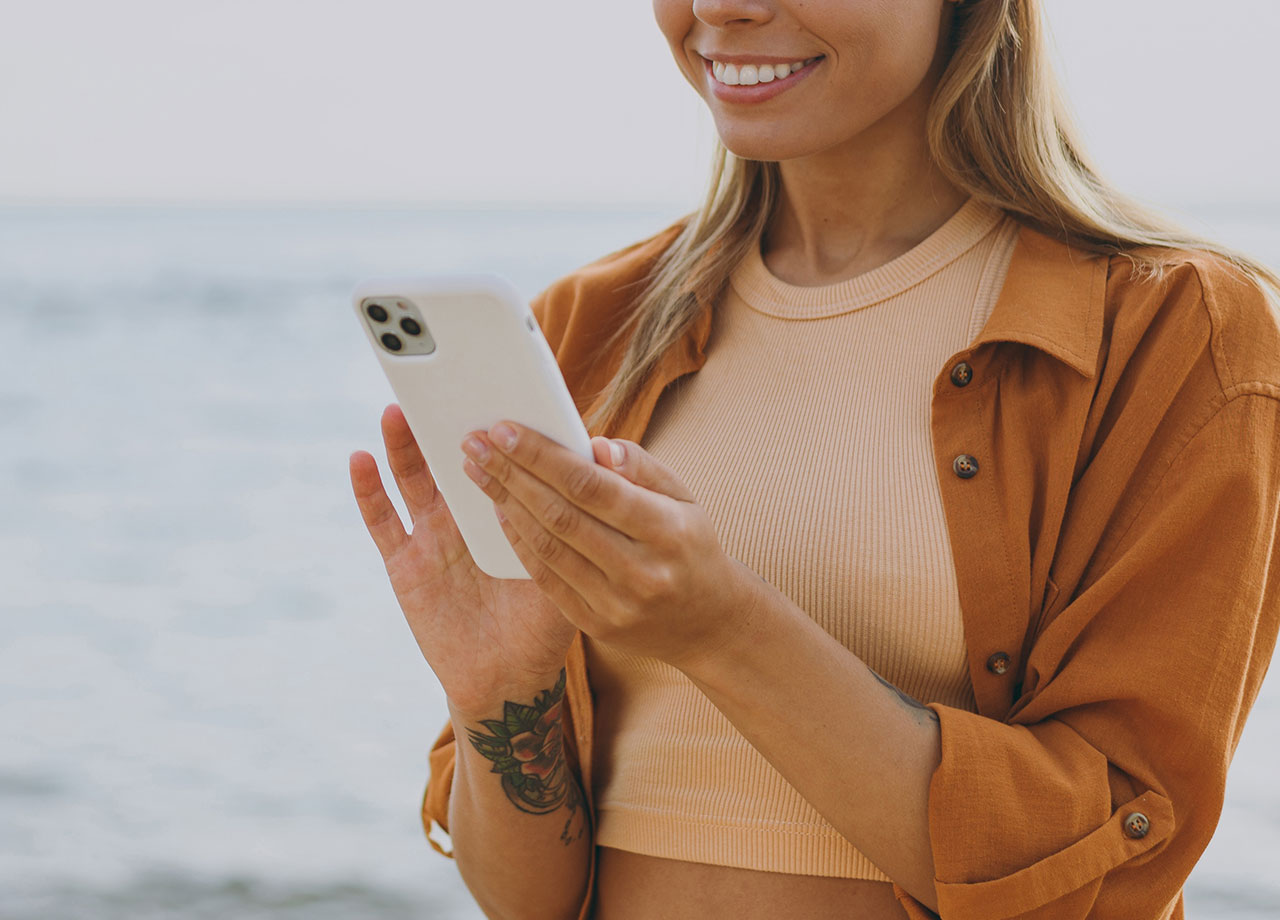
349, 404, 578, 717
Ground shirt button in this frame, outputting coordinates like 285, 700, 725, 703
950, 361, 973, 387
953, 454, 980, 479
986, 652, 1011, 675
1123, 812, 1151, 840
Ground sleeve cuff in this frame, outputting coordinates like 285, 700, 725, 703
938, 790, 1172, 918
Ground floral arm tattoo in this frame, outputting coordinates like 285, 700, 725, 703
464, 669, 585, 845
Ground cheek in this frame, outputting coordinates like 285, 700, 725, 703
651, 0, 703, 91
874, 2, 947, 81
827, 3, 944, 111
652, 0, 693, 56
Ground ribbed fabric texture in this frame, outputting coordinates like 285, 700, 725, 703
584, 198, 1021, 879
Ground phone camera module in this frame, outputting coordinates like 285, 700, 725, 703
362, 296, 433, 356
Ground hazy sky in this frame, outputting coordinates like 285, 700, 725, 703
3, 1, 1278, 209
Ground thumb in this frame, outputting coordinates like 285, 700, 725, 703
591, 437, 695, 502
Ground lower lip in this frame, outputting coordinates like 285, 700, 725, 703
704, 57, 822, 104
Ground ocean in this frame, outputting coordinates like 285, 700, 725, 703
1, 204, 1277, 919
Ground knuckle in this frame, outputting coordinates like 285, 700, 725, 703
542, 497, 578, 537
530, 527, 560, 560
521, 437, 544, 468
391, 447, 427, 477
359, 498, 391, 528
486, 452, 512, 482
530, 561, 558, 590
563, 465, 601, 503
366, 506, 394, 537
484, 478, 509, 503
632, 562, 678, 605
498, 520, 520, 543
664, 512, 696, 545
362, 504, 402, 537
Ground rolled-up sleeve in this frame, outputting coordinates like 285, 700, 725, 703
422, 721, 460, 856
901, 391, 1280, 919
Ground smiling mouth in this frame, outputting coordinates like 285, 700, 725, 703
706, 56, 824, 87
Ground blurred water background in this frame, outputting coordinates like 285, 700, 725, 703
1, 204, 1277, 919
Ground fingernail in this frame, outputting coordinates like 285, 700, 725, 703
495, 506, 507, 523
462, 436, 489, 463
609, 440, 626, 467
491, 423, 517, 451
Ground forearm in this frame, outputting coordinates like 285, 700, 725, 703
682, 575, 941, 911
456, 425, 938, 906
447, 668, 591, 920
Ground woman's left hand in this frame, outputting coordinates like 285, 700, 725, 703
459, 421, 765, 672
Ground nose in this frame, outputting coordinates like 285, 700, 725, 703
692, 0, 774, 27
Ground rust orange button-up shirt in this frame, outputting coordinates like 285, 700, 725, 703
423, 219, 1280, 920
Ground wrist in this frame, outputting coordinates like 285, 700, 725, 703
676, 561, 802, 686
448, 666, 570, 737
448, 667, 584, 827
446, 661, 571, 726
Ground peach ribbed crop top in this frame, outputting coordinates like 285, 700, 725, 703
582, 198, 1020, 880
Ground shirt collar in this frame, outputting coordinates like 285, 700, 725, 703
681, 218, 1108, 381
967, 223, 1107, 378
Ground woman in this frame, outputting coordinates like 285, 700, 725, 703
350, 1, 1280, 918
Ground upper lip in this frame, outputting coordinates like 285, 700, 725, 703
698, 52, 822, 65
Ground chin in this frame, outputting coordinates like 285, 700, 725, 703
715, 126, 826, 164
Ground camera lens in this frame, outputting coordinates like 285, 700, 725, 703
400, 317, 422, 336
380, 333, 403, 352
366, 303, 389, 323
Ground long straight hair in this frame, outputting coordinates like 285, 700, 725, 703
586, 0, 1279, 431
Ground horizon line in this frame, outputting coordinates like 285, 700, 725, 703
0, 196, 696, 215
2, 196, 1278, 220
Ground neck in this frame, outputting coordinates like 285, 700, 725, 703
761, 82, 968, 287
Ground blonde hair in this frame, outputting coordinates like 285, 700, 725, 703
587, 0, 1280, 431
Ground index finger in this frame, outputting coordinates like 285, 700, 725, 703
381, 404, 441, 522
481, 421, 671, 538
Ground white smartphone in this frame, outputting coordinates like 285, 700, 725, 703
352, 274, 593, 579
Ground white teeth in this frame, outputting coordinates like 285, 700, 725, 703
711, 57, 816, 86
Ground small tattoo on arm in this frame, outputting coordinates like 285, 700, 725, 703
464, 668, 586, 845
869, 668, 940, 724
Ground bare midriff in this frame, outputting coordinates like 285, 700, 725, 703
593, 847, 910, 920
